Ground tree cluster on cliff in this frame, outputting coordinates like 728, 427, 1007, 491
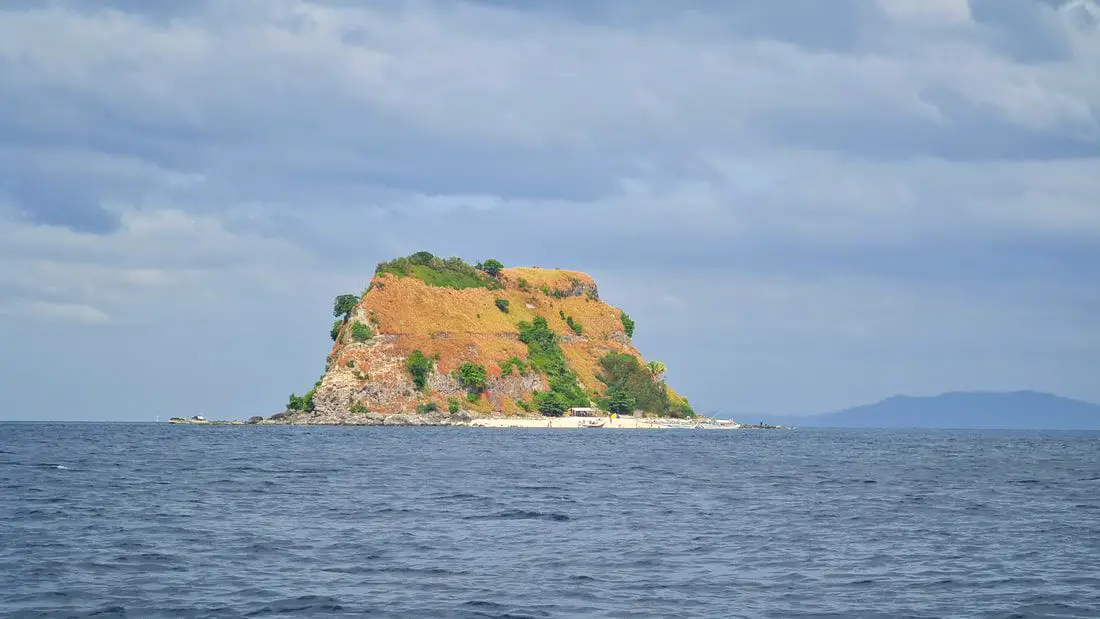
455, 362, 489, 402
620, 312, 635, 338
333, 294, 358, 320
596, 353, 670, 416
406, 350, 433, 390
518, 316, 588, 416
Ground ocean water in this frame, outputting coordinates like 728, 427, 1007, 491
1, 424, 1098, 618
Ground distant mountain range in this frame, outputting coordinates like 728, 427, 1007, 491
774, 391, 1100, 430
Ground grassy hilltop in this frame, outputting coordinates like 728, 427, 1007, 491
289, 252, 694, 418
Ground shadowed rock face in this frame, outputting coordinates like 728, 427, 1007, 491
299, 263, 689, 418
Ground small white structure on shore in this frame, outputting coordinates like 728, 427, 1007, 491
567, 407, 599, 417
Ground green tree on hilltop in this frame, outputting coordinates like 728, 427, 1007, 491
409, 251, 436, 265
376, 252, 500, 290
479, 259, 504, 277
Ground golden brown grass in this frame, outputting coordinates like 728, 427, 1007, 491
500, 267, 595, 291
328, 267, 672, 413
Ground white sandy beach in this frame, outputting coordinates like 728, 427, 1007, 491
468, 415, 736, 429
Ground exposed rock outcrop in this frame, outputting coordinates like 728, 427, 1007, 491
259, 409, 476, 426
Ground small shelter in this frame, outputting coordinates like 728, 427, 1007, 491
567, 407, 599, 417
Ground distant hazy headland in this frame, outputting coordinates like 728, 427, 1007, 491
777, 391, 1100, 430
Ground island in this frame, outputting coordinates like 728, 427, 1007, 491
211, 252, 764, 429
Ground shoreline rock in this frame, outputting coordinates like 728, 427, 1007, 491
254, 409, 480, 426
172, 411, 785, 429
167, 417, 244, 426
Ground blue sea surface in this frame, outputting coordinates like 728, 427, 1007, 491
1, 424, 1098, 618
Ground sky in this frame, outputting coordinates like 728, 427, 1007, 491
0, 0, 1098, 421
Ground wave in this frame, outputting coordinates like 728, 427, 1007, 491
465, 509, 570, 522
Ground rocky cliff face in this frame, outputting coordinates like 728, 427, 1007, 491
294, 259, 691, 418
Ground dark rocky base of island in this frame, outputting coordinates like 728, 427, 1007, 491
170, 410, 785, 429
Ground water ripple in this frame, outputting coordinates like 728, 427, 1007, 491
1, 424, 1098, 618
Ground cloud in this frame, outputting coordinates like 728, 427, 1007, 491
6, 178, 119, 233
0, 300, 110, 325
2, 1, 1096, 183
0, 0, 1097, 418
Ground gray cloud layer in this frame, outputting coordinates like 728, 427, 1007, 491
1, 0, 1097, 419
